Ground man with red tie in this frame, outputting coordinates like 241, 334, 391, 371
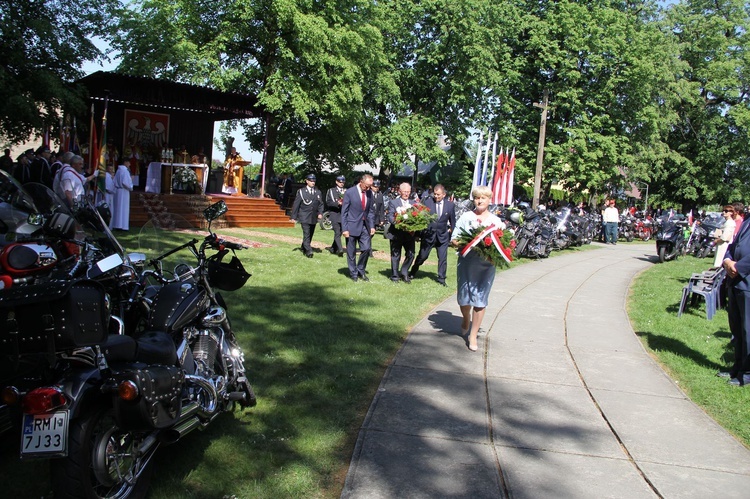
341, 173, 376, 282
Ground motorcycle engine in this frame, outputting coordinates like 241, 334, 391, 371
192, 329, 220, 377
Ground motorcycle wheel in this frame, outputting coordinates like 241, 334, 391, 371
640, 232, 651, 242
658, 246, 667, 263
318, 212, 333, 231
51, 408, 155, 499
625, 233, 634, 242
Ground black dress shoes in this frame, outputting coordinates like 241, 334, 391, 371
351, 276, 358, 282
437, 281, 447, 287
359, 274, 370, 282
402, 275, 411, 283
306, 253, 313, 258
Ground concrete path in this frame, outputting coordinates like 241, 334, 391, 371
341, 243, 750, 499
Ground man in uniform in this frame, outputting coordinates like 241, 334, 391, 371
409, 184, 455, 286
29, 145, 53, 187
291, 174, 324, 258
325, 175, 347, 255
371, 179, 385, 230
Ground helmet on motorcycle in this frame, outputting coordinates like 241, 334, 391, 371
509, 212, 522, 224
207, 249, 251, 291
96, 203, 112, 227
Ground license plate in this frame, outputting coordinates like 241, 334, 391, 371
20, 411, 68, 457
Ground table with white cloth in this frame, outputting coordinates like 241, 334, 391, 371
145, 163, 208, 194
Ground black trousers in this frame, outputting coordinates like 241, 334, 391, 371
330, 212, 344, 253
300, 223, 316, 256
412, 237, 449, 282
727, 286, 750, 378
390, 232, 415, 279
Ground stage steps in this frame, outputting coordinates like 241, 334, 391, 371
128, 192, 294, 229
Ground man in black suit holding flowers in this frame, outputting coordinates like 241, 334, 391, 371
409, 184, 455, 286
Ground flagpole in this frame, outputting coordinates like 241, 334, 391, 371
88, 103, 95, 170
471, 132, 483, 199
480, 132, 491, 186
488, 132, 498, 188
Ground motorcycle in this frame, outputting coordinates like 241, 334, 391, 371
618, 214, 636, 242
655, 215, 689, 263
633, 215, 654, 242
2, 187, 256, 497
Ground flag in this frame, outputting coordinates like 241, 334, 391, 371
89, 106, 98, 172
491, 147, 505, 204
503, 148, 515, 206
488, 133, 498, 184
687, 209, 693, 226
43, 126, 50, 149
69, 118, 80, 154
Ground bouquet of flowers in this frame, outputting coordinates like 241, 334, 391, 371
394, 203, 437, 232
173, 166, 199, 191
455, 222, 516, 267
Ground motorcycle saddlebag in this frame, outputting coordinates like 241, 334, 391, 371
112, 364, 184, 431
0, 279, 109, 356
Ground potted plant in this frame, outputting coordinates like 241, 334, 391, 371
173, 166, 200, 194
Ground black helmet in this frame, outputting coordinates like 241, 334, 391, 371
207, 249, 251, 291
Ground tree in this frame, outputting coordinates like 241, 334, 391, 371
111, 0, 402, 177
659, 0, 750, 209
0, 0, 120, 144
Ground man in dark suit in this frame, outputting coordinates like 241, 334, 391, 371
409, 184, 455, 286
325, 175, 347, 255
341, 173, 376, 281
29, 146, 53, 187
722, 208, 750, 386
290, 173, 324, 258
371, 179, 385, 230
386, 182, 416, 283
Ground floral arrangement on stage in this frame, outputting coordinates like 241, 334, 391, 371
456, 223, 516, 267
173, 166, 199, 192
394, 203, 437, 232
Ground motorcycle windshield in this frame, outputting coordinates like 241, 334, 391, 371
138, 214, 199, 279
0, 172, 62, 245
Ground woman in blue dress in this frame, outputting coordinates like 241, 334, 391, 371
451, 185, 506, 351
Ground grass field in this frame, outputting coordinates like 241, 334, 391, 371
2, 228, 747, 498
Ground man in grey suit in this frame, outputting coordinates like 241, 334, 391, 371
342, 173, 376, 281
409, 184, 455, 286
386, 182, 416, 283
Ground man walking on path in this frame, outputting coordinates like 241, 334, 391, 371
409, 184, 455, 286
341, 173, 376, 281
603, 199, 619, 244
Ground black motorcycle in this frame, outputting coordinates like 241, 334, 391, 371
2, 192, 256, 498
655, 215, 689, 263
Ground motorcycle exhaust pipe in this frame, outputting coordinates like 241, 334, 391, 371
159, 416, 202, 444
185, 374, 219, 418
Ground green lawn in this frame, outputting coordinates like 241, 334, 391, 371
629, 254, 750, 447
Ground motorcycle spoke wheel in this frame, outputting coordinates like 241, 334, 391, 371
51, 408, 155, 499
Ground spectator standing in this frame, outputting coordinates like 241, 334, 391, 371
55, 154, 96, 208
371, 179, 385, 230
450, 185, 506, 352
12, 153, 31, 184
29, 146, 53, 187
0, 149, 13, 174
733, 202, 745, 241
409, 184, 455, 286
290, 174, 324, 258
714, 205, 736, 267
325, 175, 347, 256
387, 182, 416, 283
603, 199, 619, 244
721, 213, 750, 386
341, 173, 376, 281
112, 160, 134, 230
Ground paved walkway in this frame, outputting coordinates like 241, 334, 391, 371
341, 243, 750, 499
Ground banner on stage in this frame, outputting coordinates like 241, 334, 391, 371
124, 109, 169, 152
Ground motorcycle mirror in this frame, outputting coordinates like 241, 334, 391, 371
128, 252, 147, 269
27, 213, 44, 226
88, 253, 124, 279
204, 201, 228, 222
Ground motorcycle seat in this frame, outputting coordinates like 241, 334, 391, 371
101, 331, 177, 366
133, 331, 178, 366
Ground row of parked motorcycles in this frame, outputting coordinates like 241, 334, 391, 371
451, 200, 696, 264
0, 171, 256, 498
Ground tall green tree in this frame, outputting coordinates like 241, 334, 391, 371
112, 0, 404, 176
0, 0, 121, 144
660, 0, 750, 208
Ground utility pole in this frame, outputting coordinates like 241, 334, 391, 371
532, 89, 550, 209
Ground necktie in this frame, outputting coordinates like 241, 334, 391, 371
361, 190, 366, 210
437, 201, 442, 219
308, 188, 313, 195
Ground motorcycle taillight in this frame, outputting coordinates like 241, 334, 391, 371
21, 387, 67, 415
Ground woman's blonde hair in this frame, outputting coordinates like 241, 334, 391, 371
472, 185, 493, 199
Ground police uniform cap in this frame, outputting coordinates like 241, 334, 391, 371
305, 174, 316, 181
336, 175, 346, 182
373, 180, 381, 186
